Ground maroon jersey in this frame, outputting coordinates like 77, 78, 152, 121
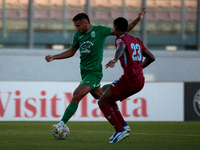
115, 33, 147, 80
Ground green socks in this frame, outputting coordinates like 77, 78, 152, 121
61, 102, 78, 124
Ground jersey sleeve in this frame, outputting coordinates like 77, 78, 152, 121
70, 32, 79, 50
98, 26, 112, 37
115, 38, 126, 48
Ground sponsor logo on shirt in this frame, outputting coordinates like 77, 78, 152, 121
80, 41, 94, 54
116, 39, 122, 45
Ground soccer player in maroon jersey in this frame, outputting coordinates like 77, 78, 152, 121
98, 17, 155, 143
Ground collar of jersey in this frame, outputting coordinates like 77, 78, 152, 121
82, 25, 93, 35
84, 25, 93, 35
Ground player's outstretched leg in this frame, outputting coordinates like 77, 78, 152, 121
99, 103, 129, 143
109, 102, 131, 141
110, 102, 126, 125
52, 102, 77, 137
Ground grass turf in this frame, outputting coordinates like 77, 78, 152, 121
0, 121, 200, 150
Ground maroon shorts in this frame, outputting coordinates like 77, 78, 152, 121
109, 76, 145, 101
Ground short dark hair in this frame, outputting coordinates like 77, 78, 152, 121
114, 17, 128, 32
72, 13, 90, 24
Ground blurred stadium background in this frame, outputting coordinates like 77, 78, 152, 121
0, 0, 199, 50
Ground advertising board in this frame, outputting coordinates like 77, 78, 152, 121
0, 82, 184, 121
184, 82, 200, 121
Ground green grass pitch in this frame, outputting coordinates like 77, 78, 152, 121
0, 121, 200, 150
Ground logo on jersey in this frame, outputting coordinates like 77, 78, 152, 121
91, 31, 95, 38
111, 83, 115, 87
193, 89, 200, 117
93, 83, 100, 88
79, 35, 83, 39
116, 39, 122, 45
111, 79, 119, 87
80, 41, 94, 53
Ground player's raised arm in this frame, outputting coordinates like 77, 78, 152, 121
142, 49, 155, 68
45, 47, 77, 62
127, 7, 146, 32
110, 7, 146, 35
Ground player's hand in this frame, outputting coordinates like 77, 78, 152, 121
138, 7, 146, 21
45, 55, 54, 62
105, 60, 116, 69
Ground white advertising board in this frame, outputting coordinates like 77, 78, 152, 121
0, 82, 184, 121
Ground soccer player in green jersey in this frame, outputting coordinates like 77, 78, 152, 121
45, 7, 146, 135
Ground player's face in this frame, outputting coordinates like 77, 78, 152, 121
74, 19, 88, 34
113, 25, 119, 37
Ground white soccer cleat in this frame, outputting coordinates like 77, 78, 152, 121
109, 132, 117, 141
57, 121, 70, 134
109, 129, 129, 143
123, 124, 131, 133
109, 123, 130, 141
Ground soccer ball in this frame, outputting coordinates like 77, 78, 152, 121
53, 125, 70, 140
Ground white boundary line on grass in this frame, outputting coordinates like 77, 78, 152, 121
131, 132, 200, 137
73, 130, 200, 137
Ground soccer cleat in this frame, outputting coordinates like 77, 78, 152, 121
109, 129, 129, 143
109, 123, 131, 141
109, 132, 117, 141
52, 122, 70, 134
123, 123, 131, 133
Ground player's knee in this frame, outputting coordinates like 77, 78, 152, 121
91, 89, 102, 99
93, 94, 100, 99
97, 99, 103, 106
98, 96, 108, 106
101, 84, 110, 93
109, 102, 117, 107
71, 93, 84, 104
101, 86, 107, 93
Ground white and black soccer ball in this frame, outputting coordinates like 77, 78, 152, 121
53, 125, 70, 140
